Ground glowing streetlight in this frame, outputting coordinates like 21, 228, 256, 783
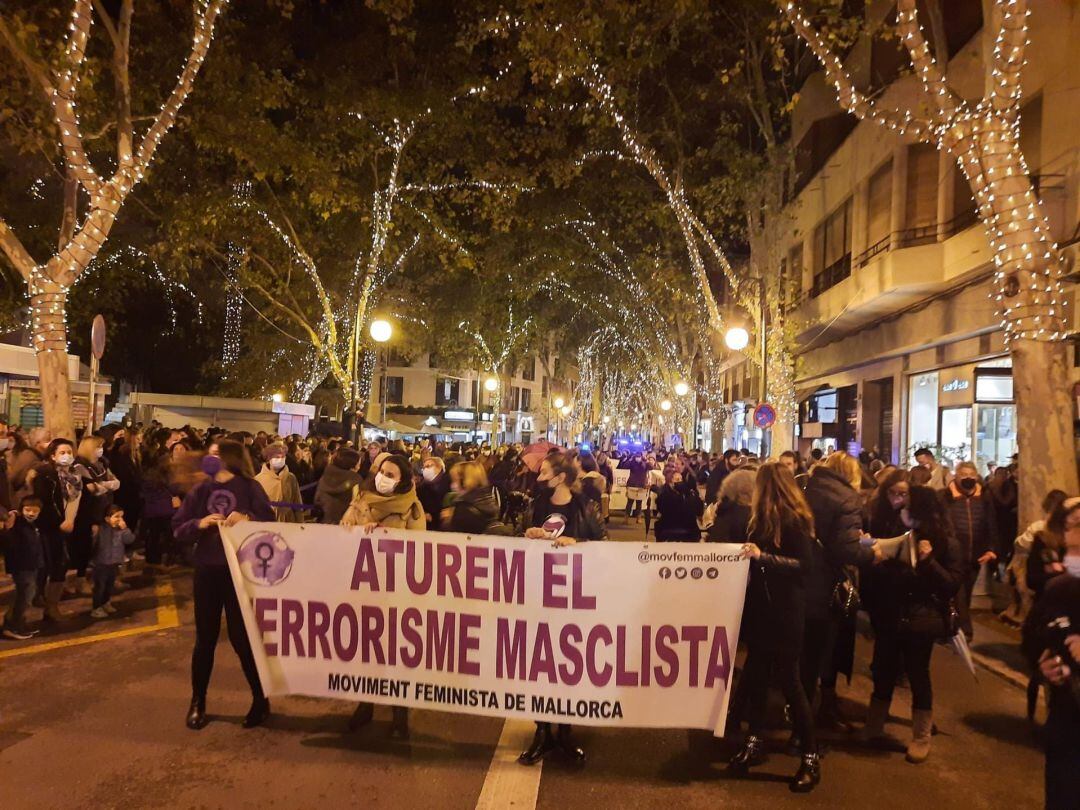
724, 326, 750, 351
601, 415, 610, 425
484, 377, 499, 392
660, 399, 672, 412
553, 396, 565, 409
369, 319, 392, 343
560, 405, 572, 417
674, 381, 689, 397
271, 392, 284, 403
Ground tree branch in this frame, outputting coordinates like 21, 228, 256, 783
778, 2, 934, 141
0, 217, 37, 280
0, 15, 55, 98
987, 0, 1027, 117
895, 0, 955, 119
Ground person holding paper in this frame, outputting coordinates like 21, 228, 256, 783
861, 486, 965, 763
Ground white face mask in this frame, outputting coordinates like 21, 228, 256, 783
375, 472, 397, 495
269, 457, 286, 471
56, 453, 73, 466
422, 467, 438, 482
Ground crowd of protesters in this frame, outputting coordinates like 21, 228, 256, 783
0, 418, 1076, 805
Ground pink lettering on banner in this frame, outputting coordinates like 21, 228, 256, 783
543, 553, 568, 608
255, 598, 278, 656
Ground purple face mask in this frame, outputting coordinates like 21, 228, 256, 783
201, 454, 222, 476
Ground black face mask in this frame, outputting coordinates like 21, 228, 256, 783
958, 478, 977, 492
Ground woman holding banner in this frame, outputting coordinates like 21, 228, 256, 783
341, 454, 425, 738
518, 454, 605, 766
729, 462, 820, 793
173, 440, 275, 731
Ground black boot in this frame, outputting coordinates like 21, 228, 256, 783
728, 734, 767, 774
243, 697, 270, 728
348, 702, 374, 731
518, 723, 555, 766
186, 696, 208, 730
555, 724, 585, 764
790, 752, 821, 793
390, 706, 409, 739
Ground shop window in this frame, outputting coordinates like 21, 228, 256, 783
908, 372, 939, 457
975, 372, 1013, 403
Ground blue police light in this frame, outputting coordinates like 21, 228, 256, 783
581, 442, 592, 452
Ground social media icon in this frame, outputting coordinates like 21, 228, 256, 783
691, 567, 703, 580
675, 567, 687, 579
706, 567, 719, 579
659, 567, 672, 579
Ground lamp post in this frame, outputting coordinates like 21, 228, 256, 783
553, 396, 565, 445
370, 319, 392, 428
485, 375, 499, 445
560, 403, 572, 446
724, 278, 768, 455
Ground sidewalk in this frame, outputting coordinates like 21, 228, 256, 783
968, 610, 1029, 688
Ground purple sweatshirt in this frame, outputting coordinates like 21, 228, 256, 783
172, 476, 275, 567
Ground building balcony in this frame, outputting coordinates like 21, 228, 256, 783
790, 214, 991, 344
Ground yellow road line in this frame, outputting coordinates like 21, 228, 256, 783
0, 579, 181, 660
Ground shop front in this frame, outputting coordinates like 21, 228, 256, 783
906, 358, 1015, 473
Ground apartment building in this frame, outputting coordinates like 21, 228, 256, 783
363, 349, 578, 444
721, 0, 1080, 471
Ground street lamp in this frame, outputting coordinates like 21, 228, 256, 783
553, 396, 565, 409
724, 326, 750, 351
370, 319, 393, 426
560, 404, 571, 417
484, 377, 499, 392
271, 392, 284, 403
484, 376, 500, 443
674, 381, 689, 397
660, 399, 672, 412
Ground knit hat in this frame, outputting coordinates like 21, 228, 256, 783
263, 444, 287, 462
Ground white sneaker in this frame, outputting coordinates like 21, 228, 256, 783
103, 602, 117, 615
2, 627, 33, 640
90, 607, 108, 619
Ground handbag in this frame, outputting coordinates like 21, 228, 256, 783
831, 566, 862, 620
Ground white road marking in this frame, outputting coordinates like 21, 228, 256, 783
475, 719, 542, 810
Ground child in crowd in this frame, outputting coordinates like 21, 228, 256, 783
0, 496, 46, 640
90, 504, 134, 619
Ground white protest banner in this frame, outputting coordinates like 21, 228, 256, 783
221, 524, 748, 734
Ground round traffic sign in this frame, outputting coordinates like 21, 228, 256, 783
91, 314, 106, 360
753, 403, 776, 429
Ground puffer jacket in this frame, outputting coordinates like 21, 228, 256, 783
940, 482, 998, 565
803, 465, 874, 618
314, 463, 361, 525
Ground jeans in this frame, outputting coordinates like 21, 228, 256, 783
742, 646, 816, 753
191, 565, 264, 701
5, 570, 38, 632
92, 563, 118, 609
871, 631, 935, 711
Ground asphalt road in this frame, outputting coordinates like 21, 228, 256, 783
0, 548, 1046, 810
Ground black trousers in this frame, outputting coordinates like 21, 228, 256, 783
141, 516, 174, 565
1046, 738, 1080, 810
800, 615, 839, 706
191, 565, 264, 701
871, 631, 935, 711
742, 645, 816, 753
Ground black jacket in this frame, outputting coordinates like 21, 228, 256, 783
940, 483, 999, 564
1027, 531, 1064, 599
707, 500, 750, 543
804, 466, 874, 618
31, 463, 69, 533
314, 464, 361, 525
450, 488, 513, 536
865, 530, 965, 635
0, 515, 45, 572
655, 482, 703, 541
530, 490, 606, 541
1022, 573, 1080, 750
743, 520, 814, 653
418, 473, 451, 530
